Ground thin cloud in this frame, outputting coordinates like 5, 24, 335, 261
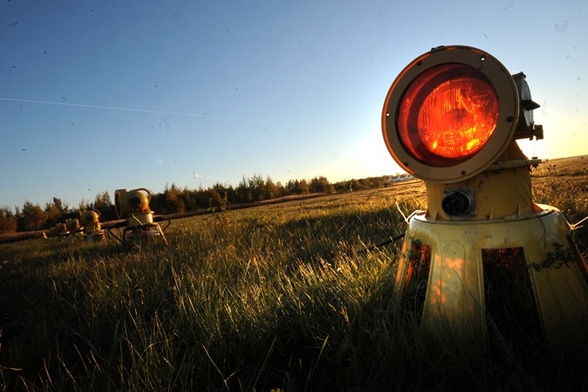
0, 96, 264, 122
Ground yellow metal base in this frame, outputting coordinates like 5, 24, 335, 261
122, 222, 168, 249
394, 205, 588, 350
126, 211, 154, 227
85, 230, 105, 242
425, 163, 537, 221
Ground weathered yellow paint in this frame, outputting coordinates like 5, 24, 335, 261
114, 188, 152, 218
394, 206, 588, 349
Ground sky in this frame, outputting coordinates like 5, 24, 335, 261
1, 0, 587, 211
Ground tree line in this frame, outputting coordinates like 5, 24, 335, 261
0, 174, 394, 234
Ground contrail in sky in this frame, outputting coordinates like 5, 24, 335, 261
0, 96, 263, 122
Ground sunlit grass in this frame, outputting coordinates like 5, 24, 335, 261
1, 169, 587, 391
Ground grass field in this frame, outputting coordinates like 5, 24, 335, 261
1, 156, 588, 391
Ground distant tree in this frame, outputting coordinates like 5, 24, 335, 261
93, 191, 111, 209
150, 192, 166, 214
18, 201, 48, 231
263, 177, 281, 200
358, 178, 372, 190
213, 183, 235, 206
309, 176, 334, 194
275, 181, 286, 197
162, 183, 186, 214
0, 206, 17, 234
237, 177, 254, 203
181, 188, 199, 211
235, 175, 283, 202
287, 179, 310, 195
44, 197, 69, 228
347, 179, 362, 192
369, 176, 388, 188
248, 174, 266, 201
93, 191, 116, 221
195, 188, 224, 210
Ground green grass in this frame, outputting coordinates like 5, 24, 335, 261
1, 168, 588, 391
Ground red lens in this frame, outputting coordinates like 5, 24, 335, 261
397, 64, 499, 167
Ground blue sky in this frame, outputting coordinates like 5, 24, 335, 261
1, 0, 586, 211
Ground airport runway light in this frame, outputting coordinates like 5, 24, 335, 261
383, 45, 542, 184
382, 45, 588, 350
114, 188, 167, 248
80, 209, 105, 241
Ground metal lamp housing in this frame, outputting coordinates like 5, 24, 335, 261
382, 45, 588, 351
383, 45, 520, 183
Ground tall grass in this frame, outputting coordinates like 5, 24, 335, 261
1, 181, 587, 391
